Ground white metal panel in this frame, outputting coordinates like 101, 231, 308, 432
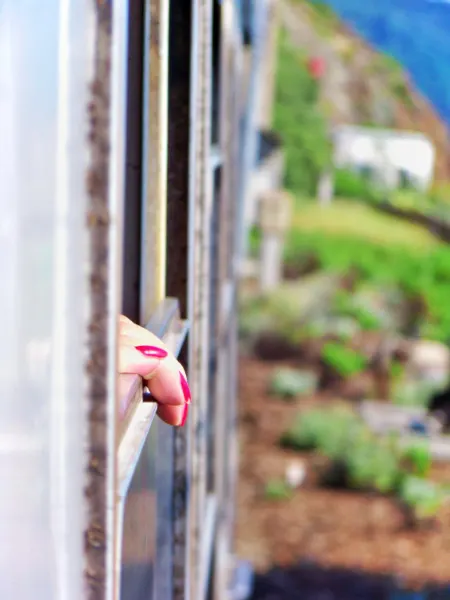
0, 1, 94, 599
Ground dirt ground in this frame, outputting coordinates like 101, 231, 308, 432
235, 357, 450, 588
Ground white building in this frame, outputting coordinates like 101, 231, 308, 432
332, 125, 436, 191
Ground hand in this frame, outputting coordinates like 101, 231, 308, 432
118, 315, 190, 426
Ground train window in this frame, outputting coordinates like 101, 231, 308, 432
121, 0, 145, 322
117, 0, 192, 598
211, 0, 222, 146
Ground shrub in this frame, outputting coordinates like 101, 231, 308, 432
282, 231, 450, 344
399, 476, 444, 521
269, 368, 318, 400
273, 31, 332, 196
280, 407, 360, 453
321, 342, 368, 378
280, 408, 443, 522
281, 408, 402, 493
334, 168, 384, 203
347, 436, 401, 494
333, 291, 381, 331
392, 380, 436, 409
430, 182, 450, 204
401, 440, 432, 478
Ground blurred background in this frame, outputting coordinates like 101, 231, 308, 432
236, 1, 450, 598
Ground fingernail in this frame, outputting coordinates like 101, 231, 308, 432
135, 345, 168, 359
179, 372, 191, 404
180, 403, 189, 427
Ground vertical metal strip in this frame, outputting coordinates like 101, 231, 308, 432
84, 1, 113, 597
109, 0, 130, 595
188, 1, 214, 598
238, 0, 269, 261
84, 0, 129, 597
228, 0, 246, 566
214, 4, 246, 598
140, 0, 170, 322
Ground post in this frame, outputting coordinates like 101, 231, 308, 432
317, 169, 334, 206
258, 190, 292, 292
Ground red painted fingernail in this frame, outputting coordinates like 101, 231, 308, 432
135, 345, 168, 359
180, 403, 189, 427
180, 372, 191, 404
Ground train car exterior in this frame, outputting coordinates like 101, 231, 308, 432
0, 0, 271, 599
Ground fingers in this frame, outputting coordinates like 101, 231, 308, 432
157, 403, 188, 427
118, 344, 189, 405
117, 316, 191, 427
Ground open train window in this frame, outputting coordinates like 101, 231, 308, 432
121, 0, 145, 322
118, 1, 192, 599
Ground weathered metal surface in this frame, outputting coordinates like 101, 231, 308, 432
85, 1, 115, 598
187, 2, 214, 599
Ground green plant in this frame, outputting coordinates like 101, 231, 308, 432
280, 407, 361, 454
333, 291, 381, 331
389, 361, 404, 381
399, 476, 444, 520
305, 316, 360, 341
321, 342, 368, 378
334, 168, 384, 203
282, 228, 450, 344
392, 380, 435, 409
269, 368, 318, 399
430, 181, 450, 204
248, 225, 262, 257
281, 408, 402, 492
280, 406, 444, 524
401, 440, 432, 478
346, 436, 401, 494
264, 479, 293, 501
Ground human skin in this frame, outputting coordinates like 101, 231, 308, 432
118, 315, 190, 426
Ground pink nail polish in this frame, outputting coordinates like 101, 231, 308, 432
180, 403, 189, 427
179, 372, 191, 404
135, 345, 168, 359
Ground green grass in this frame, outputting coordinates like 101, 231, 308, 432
280, 199, 450, 343
322, 342, 368, 378
290, 201, 440, 251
